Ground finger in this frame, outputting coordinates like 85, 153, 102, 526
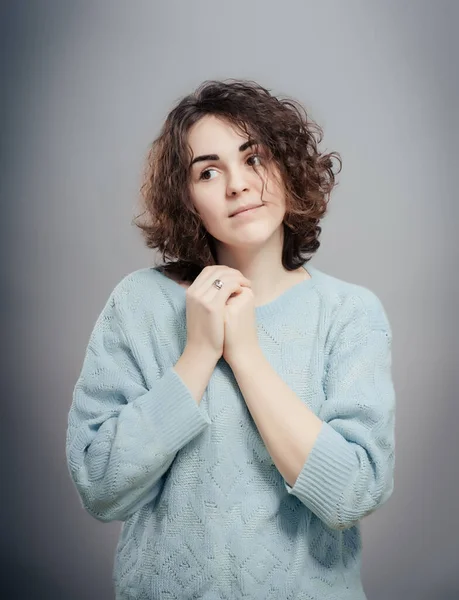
222, 267, 251, 288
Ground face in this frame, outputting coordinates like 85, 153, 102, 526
187, 115, 287, 251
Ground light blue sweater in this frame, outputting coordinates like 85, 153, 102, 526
66, 261, 396, 600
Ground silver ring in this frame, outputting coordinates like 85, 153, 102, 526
212, 278, 224, 290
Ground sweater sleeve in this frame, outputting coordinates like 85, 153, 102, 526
284, 291, 396, 530
66, 287, 211, 523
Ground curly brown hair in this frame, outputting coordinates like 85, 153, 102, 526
133, 79, 342, 283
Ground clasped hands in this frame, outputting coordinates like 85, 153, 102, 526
223, 277, 259, 367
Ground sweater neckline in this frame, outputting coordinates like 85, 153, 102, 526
254, 261, 320, 318
154, 260, 321, 319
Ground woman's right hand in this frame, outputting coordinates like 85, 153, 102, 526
185, 265, 252, 360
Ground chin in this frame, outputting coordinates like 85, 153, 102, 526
219, 227, 282, 248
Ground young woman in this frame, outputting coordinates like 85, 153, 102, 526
66, 79, 396, 600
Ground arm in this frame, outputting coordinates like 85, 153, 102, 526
230, 352, 324, 491
174, 344, 221, 406
232, 292, 396, 531
66, 289, 215, 523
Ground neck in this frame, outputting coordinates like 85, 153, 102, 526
215, 232, 304, 306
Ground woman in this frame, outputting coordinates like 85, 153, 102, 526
66, 79, 396, 600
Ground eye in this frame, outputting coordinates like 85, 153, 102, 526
199, 168, 218, 181
198, 154, 263, 181
247, 154, 262, 167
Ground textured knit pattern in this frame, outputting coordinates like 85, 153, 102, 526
66, 263, 396, 600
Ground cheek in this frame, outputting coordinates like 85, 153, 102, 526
192, 191, 223, 224
263, 181, 286, 210
259, 169, 283, 196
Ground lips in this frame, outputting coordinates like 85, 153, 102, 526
230, 204, 262, 217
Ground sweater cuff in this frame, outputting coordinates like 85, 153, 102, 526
284, 421, 357, 525
135, 366, 211, 455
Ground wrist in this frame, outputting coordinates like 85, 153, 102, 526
226, 346, 264, 371
184, 343, 221, 366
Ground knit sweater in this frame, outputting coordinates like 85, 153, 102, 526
66, 261, 396, 600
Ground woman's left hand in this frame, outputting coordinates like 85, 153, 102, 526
223, 284, 260, 367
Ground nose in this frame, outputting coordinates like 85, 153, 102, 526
226, 165, 250, 196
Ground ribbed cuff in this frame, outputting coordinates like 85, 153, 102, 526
285, 422, 357, 526
135, 366, 211, 455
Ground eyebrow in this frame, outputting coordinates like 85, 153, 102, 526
190, 140, 258, 168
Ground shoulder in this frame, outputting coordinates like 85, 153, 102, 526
310, 265, 392, 334
107, 266, 170, 311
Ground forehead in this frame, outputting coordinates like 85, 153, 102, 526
187, 115, 249, 154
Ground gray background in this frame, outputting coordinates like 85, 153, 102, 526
1, 1, 457, 598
